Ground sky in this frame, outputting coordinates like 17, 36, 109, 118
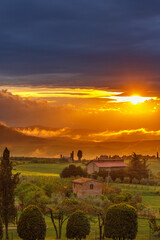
0, 1, 160, 157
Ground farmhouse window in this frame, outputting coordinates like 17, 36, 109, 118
90, 184, 94, 190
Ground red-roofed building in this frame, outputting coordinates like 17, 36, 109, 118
72, 177, 102, 197
86, 159, 127, 174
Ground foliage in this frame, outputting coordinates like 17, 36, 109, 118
0, 148, 19, 239
60, 164, 87, 178
132, 178, 139, 184
123, 177, 130, 183
18, 175, 72, 197
83, 195, 111, 240
110, 169, 126, 181
49, 198, 82, 239
104, 203, 138, 240
140, 178, 148, 185
15, 181, 50, 212
128, 153, 149, 181
115, 178, 121, 183
103, 185, 122, 196
17, 205, 46, 240
66, 210, 90, 240
149, 215, 160, 237
77, 150, 83, 162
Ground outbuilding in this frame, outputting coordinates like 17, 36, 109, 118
86, 159, 127, 174
72, 177, 102, 197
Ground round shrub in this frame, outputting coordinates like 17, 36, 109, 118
17, 205, 46, 240
115, 178, 121, 183
123, 177, 130, 184
132, 178, 139, 184
149, 179, 158, 186
140, 178, 148, 185
104, 203, 138, 240
66, 210, 90, 240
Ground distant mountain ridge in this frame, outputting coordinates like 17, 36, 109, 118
0, 123, 159, 158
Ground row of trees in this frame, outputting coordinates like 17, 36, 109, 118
93, 153, 150, 183
14, 203, 137, 240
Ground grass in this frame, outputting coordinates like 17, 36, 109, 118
14, 163, 70, 175
148, 159, 160, 174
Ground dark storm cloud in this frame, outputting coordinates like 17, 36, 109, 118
0, 0, 160, 88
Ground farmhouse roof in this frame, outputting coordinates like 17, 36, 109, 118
87, 160, 127, 168
94, 160, 127, 168
72, 177, 101, 184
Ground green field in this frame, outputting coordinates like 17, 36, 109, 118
14, 163, 73, 177
13, 158, 160, 177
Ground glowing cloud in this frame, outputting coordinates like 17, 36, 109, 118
1, 86, 122, 99
106, 95, 157, 104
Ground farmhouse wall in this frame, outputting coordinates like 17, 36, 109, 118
72, 180, 102, 197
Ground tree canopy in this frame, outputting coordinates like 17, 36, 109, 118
0, 148, 19, 239
60, 164, 87, 178
66, 210, 90, 240
17, 205, 46, 240
104, 203, 138, 240
128, 153, 149, 181
77, 150, 83, 162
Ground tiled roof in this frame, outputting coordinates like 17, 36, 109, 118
72, 177, 101, 184
94, 160, 127, 168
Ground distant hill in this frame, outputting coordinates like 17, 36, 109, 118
0, 123, 159, 158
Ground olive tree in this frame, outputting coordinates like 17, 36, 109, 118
17, 205, 46, 240
104, 203, 138, 240
49, 198, 82, 239
66, 210, 90, 240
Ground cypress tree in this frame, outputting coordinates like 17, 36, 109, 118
0, 148, 19, 239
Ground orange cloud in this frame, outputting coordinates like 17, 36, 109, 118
14, 126, 160, 143
15, 127, 71, 138
88, 128, 160, 142
1, 86, 122, 99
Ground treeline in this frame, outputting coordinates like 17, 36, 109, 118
93, 153, 156, 185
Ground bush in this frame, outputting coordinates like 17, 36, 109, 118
17, 205, 46, 240
123, 177, 130, 184
115, 178, 121, 183
110, 169, 126, 181
149, 179, 157, 186
66, 210, 90, 240
60, 164, 87, 178
113, 192, 132, 204
97, 176, 104, 182
132, 178, 139, 184
140, 178, 148, 185
105, 176, 113, 183
104, 203, 138, 240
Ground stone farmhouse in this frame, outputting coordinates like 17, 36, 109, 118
72, 177, 102, 197
86, 159, 127, 174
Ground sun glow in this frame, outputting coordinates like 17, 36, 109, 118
107, 95, 157, 104
129, 96, 151, 104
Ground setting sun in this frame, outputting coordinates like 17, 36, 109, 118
129, 96, 150, 104
107, 95, 156, 104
